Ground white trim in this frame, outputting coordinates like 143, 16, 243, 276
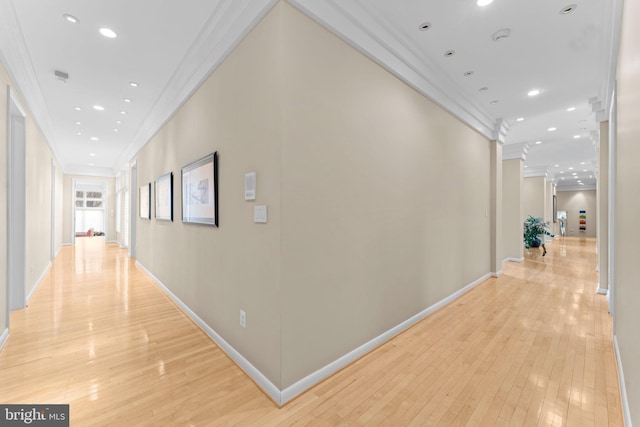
596, 287, 607, 295
491, 270, 503, 278
62, 242, 73, 247
137, 258, 493, 406
114, 0, 279, 173
135, 261, 283, 404
106, 240, 119, 245
556, 185, 598, 192
26, 262, 51, 304
0, 328, 8, 352
286, 0, 496, 141
613, 335, 632, 427
280, 272, 492, 404
503, 257, 525, 264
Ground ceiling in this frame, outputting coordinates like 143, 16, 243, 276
0, 0, 620, 190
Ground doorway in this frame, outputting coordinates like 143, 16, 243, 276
7, 87, 27, 317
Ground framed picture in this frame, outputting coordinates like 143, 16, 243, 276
182, 152, 218, 226
155, 172, 173, 221
139, 182, 151, 219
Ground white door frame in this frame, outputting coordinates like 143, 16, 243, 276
50, 160, 56, 260
6, 86, 27, 320
72, 179, 108, 242
129, 162, 137, 258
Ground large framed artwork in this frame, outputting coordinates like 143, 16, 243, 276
139, 182, 151, 219
155, 172, 173, 221
182, 152, 218, 226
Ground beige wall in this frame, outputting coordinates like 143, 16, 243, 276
279, 3, 490, 387
523, 176, 545, 221
132, 1, 492, 390
0, 64, 9, 332
55, 166, 64, 253
0, 59, 62, 327
556, 190, 597, 238
616, 0, 640, 421
503, 159, 523, 260
598, 122, 609, 292
134, 3, 284, 385
62, 175, 116, 244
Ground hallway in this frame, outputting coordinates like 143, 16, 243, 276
0, 237, 623, 426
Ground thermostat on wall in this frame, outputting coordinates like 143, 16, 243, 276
254, 205, 267, 223
245, 172, 256, 200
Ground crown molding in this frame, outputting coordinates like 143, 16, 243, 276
556, 184, 597, 192
523, 166, 548, 178
112, 0, 279, 174
503, 142, 530, 161
599, 0, 624, 116
66, 165, 117, 178
0, 1, 64, 170
286, 0, 496, 141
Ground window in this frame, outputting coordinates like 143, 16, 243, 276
75, 190, 104, 209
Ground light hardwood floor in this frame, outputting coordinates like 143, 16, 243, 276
0, 237, 623, 426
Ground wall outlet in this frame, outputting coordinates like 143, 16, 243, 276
240, 309, 246, 328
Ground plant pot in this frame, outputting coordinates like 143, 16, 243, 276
530, 238, 541, 248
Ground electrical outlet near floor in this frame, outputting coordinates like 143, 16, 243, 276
240, 309, 246, 328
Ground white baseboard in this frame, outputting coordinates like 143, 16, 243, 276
55, 245, 63, 258
502, 257, 524, 264
136, 261, 492, 406
596, 286, 608, 295
106, 240, 119, 244
135, 261, 283, 404
26, 262, 52, 304
492, 270, 503, 278
0, 328, 8, 352
613, 335, 632, 427
280, 272, 493, 404
62, 242, 73, 246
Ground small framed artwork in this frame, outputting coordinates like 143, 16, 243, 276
139, 182, 151, 219
182, 152, 218, 226
155, 172, 173, 221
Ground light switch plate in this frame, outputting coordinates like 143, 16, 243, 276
254, 205, 267, 223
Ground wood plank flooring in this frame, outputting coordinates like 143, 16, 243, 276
0, 237, 623, 426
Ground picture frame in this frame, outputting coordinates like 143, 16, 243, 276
155, 172, 173, 221
139, 182, 151, 219
182, 152, 218, 226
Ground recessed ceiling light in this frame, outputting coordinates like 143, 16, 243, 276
63, 14, 79, 24
490, 100, 499, 105
583, 169, 588, 172
535, 141, 542, 145
528, 89, 541, 97
492, 28, 511, 42
590, 175, 593, 178
75, 121, 81, 125
554, 164, 560, 167
524, 165, 528, 168
130, 82, 139, 87
89, 153, 96, 157
568, 167, 574, 170
76, 132, 82, 136
443, 50, 455, 57
573, 135, 581, 139
93, 105, 104, 111
115, 120, 122, 124
123, 98, 132, 103
464, 71, 474, 77
90, 137, 99, 141
114, 128, 119, 132
120, 111, 127, 115
560, 4, 578, 15
572, 172, 577, 175
477, 0, 494, 6
567, 107, 576, 111
479, 87, 489, 92
561, 177, 565, 180
419, 22, 432, 31
74, 106, 81, 111
580, 162, 585, 165
560, 171, 565, 173
99, 27, 117, 39
548, 127, 557, 131
516, 117, 524, 122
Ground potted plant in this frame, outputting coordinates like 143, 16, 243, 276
523, 215, 554, 256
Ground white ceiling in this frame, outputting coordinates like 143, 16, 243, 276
0, 0, 620, 189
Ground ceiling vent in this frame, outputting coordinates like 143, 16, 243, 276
560, 4, 577, 15
492, 28, 511, 42
54, 70, 69, 83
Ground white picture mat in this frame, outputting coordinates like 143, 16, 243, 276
139, 183, 150, 219
155, 172, 173, 221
